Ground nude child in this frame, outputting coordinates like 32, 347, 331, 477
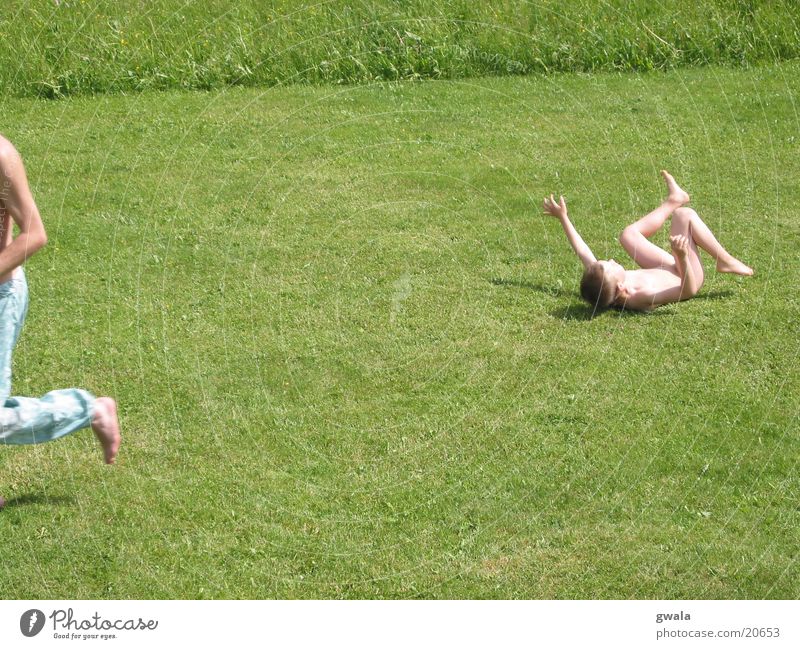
543, 170, 753, 312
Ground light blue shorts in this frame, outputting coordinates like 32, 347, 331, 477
0, 267, 95, 446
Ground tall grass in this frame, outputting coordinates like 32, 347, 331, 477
0, 0, 798, 98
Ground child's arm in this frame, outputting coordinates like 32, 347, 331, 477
0, 140, 47, 279
669, 233, 701, 298
543, 194, 596, 270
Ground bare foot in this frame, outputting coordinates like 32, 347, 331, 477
716, 256, 754, 276
0, 495, 5, 510
91, 397, 121, 464
661, 170, 690, 205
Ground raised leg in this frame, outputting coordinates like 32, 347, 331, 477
672, 207, 754, 276
619, 170, 689, 269
670, 207, 705, 291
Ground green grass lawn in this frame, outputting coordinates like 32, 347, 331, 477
0, 62, 798, 598
2, 0, 799, 98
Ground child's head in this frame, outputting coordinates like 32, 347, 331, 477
580, 259, 625, 309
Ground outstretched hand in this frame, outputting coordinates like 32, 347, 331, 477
543, 194, 568, 219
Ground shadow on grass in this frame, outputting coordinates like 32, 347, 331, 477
694, 289, 735, 301
2, 493, 76, 508
491, 277, 735, 320
489, 277, 563, 295
548, 303, 673, 320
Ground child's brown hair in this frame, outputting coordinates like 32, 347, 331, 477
580, 262, 616, 309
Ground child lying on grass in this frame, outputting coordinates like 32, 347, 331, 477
544, 170, 753, 312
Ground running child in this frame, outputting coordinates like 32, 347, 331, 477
0, 136, 120, 509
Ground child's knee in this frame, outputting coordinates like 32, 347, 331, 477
673, 206, 697, 223
671, 207, 697, 238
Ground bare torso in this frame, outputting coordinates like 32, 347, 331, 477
625, 267, 680, 290
623, 267, 682, 311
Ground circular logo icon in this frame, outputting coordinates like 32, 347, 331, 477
20, 609, 46, 637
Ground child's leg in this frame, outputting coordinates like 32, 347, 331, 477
0, 272, 94, 442
619, 171, 689, 269
1, 390, 96, 443
0, 270, 120, 463
672, 207, 754, 276
670, 207, 704, 289
0, 272, 24, 401
619, 200, 680, 270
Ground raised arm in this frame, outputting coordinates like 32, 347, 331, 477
0, 138, 48, 278
543, 194, 596, 270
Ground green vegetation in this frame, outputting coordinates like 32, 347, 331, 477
0, 0, 799, 98
0, 62, 797, 598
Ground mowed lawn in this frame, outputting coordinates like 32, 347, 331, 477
0, 63, 797, 599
